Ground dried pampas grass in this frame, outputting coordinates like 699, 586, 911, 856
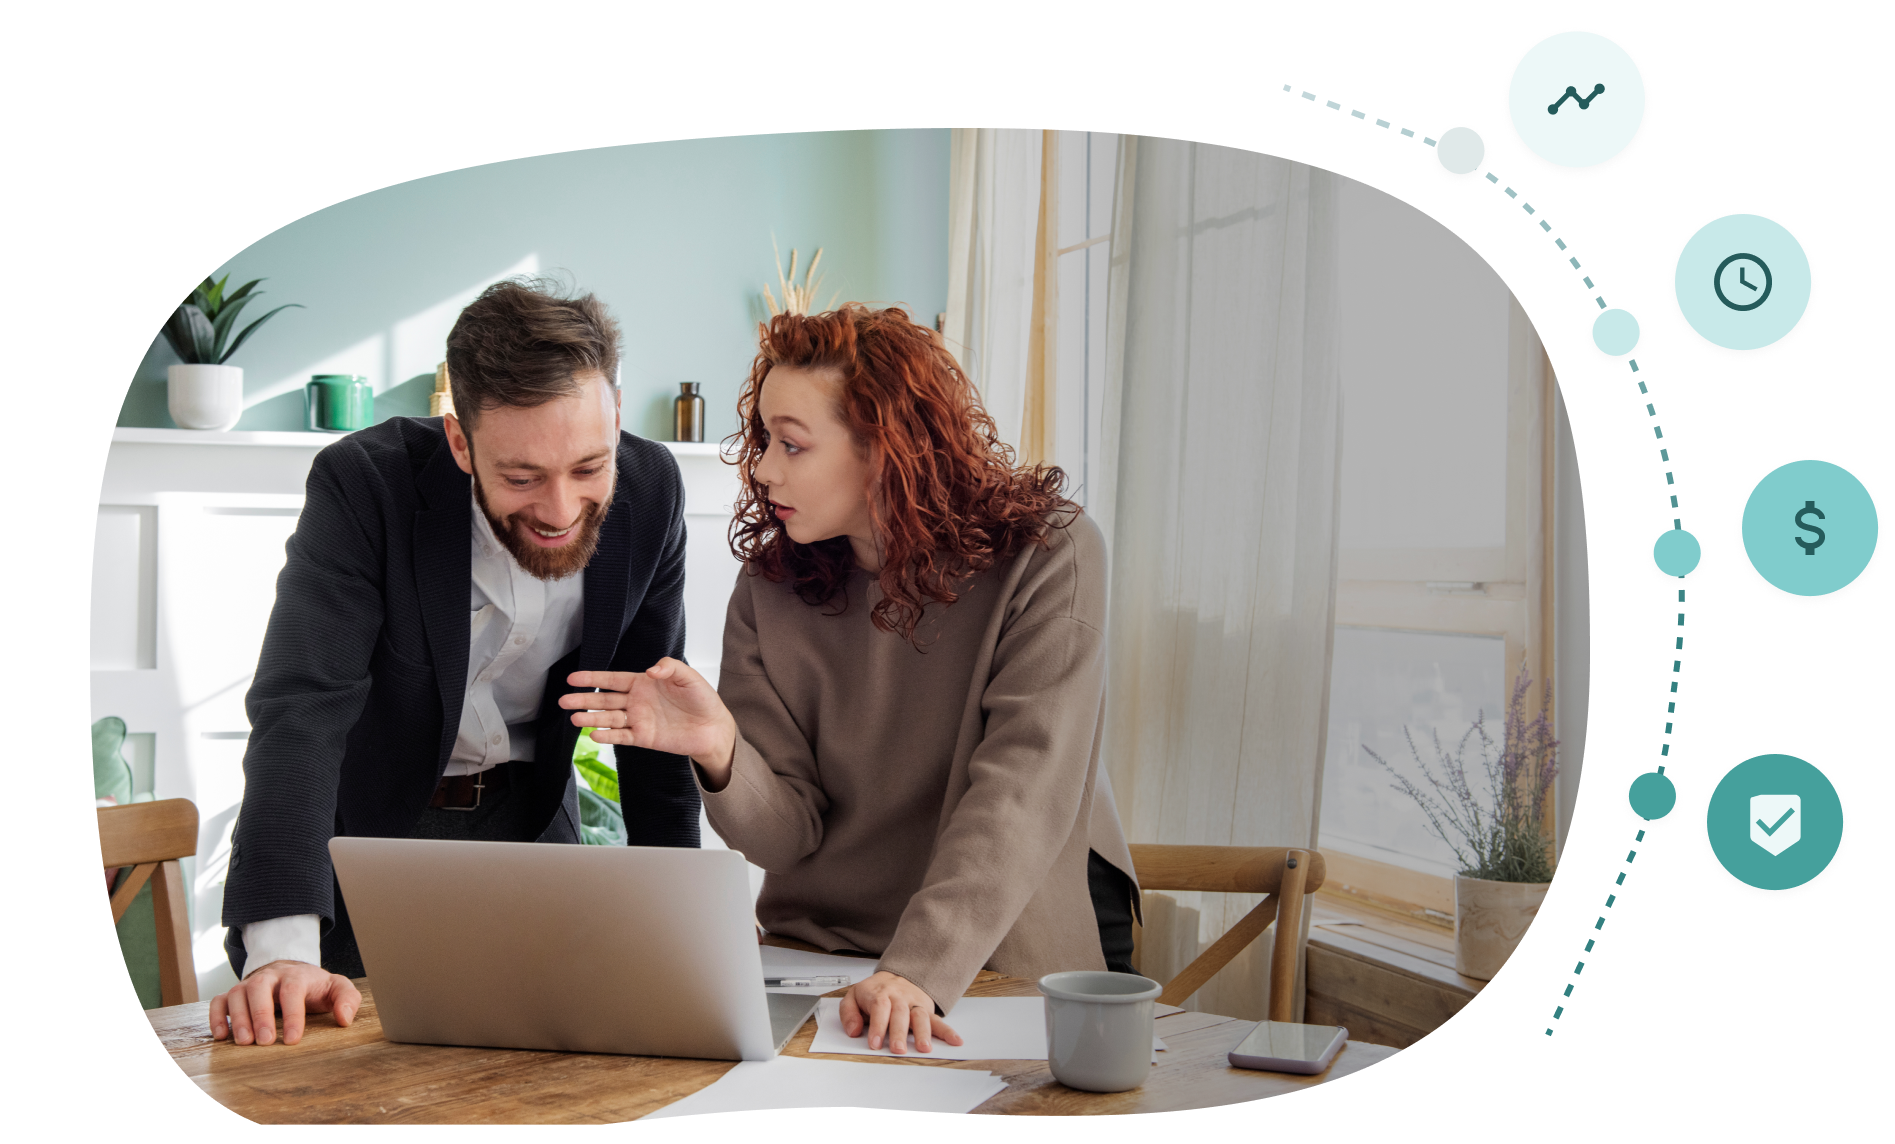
763, 237, 838, 317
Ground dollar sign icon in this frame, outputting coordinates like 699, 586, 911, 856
1794, 499, 1826, 555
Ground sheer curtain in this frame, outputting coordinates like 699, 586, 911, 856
1097, 138, 1344, 1020
943, 129, 1043, 457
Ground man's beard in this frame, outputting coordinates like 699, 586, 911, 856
472, 466, 615, 582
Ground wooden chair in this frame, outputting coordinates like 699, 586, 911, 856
98, 798, 199, 1006
1128, 844, 1326, 1023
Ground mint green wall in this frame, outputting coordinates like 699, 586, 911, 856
119, 130, 950, 441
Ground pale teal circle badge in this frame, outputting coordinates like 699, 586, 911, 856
1509, 32, 1645, 166
1707, 754, 1842, 890
1437, 127, 1484, 174
1742, 460, 1877, 595
1676, 215, 1811, 349
1592, 308, 1639, 355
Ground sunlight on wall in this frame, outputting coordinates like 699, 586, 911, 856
390, 254, 540, 390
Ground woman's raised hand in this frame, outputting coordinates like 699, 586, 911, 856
563, 659, 739, 787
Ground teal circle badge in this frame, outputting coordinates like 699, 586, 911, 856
1653, 527, 1700, 577
1509, 32, 1645, 166
1629, 767, 1676, 821
1676, 216, 1811, 349
1742, 460, 1877, 595
1707, 754, 1842, 889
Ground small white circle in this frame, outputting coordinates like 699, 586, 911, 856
1440, 125, 1485, 174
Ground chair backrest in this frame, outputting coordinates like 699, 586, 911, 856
1129, 844, 1326, 1022
98, 799, 199, 1007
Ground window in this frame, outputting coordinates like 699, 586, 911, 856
1028, 142, 1581, 919
1318, 176, 1569, 917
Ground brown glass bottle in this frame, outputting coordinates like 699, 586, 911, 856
673, 381, 705, 442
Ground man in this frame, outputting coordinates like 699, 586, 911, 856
210, 279, 700, 1046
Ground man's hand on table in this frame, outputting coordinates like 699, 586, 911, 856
208, 960, 361, 1046
839, 971, 962, 1055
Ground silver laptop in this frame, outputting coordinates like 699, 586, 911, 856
328, 837, 818, 1061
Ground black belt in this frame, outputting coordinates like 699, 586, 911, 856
430, 764, 513, 810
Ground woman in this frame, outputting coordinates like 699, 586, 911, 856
562, 303, 1136, 1055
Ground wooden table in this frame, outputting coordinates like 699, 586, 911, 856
149, 942, 1396, 1123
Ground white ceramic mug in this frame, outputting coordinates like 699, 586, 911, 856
1038, 970, 1162, 1093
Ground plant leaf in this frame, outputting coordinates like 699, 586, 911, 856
218, 303, 302, 364
160, 308, 197, 362
91, 715, 133, 806
574, 754, 620, 804
170, 304, 218, 364
223, 278, 263, 306
575, 783, 627, 846
209, 290, 259, 360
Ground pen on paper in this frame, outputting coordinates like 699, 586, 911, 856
765, 975, 851, 988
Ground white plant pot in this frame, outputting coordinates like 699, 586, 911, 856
1453, 874, 1550, 981
167, 363, 245, 431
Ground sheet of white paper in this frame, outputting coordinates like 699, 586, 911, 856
759, 947, 881, 996
642, 1056, 1006, 1119
809, 996, 1167, 1061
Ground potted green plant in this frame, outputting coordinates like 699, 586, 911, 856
161, 274, 301, 430
1366, 666, 1559, 980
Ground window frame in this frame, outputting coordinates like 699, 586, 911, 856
1318, 308, 1561, 919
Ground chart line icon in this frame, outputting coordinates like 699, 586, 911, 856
1547, 83, 1606, 114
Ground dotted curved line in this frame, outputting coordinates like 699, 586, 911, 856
1280, 84, 1686, 1039
1549, 827, 1644, 1033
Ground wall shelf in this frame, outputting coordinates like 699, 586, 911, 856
112, 426, 726, 457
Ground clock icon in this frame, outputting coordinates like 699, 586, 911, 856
1714, 252, 1773, 312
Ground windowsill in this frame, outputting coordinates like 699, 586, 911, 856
1317, 844, 1456, 924
1309, 894, 1485, 997
1304, 892, 1486, 1048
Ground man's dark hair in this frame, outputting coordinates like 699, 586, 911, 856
444, 277, 620, 429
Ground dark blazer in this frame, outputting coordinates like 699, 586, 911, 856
221, 416, 701, 975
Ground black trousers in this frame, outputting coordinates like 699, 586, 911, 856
1088, 850, 1138, 976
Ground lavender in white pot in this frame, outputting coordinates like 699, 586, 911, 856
1366, 667, 1559, 981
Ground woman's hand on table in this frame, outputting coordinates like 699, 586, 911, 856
839, 971, 963, 1055
564, 659, 739, 788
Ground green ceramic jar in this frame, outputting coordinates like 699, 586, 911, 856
306, 374, 374, 432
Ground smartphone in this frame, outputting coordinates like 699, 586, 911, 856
1227, 1021, 1349, 1074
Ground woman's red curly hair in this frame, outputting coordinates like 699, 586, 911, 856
727, 303, 1074, 642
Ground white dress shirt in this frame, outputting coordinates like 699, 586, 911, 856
241, 489, 588, 976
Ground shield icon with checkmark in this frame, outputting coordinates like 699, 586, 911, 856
1750, 794, 1801, 856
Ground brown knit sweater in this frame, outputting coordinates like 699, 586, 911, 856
700, 509, 1135, 1011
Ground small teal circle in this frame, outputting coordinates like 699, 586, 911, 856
1509, 32, 1645, 166
1653, 528, 1701, 577
1742, 460, 1877, 595
1629, 768, 1676, 821
1676, 216, 1811, 350
1707, 754, 1842, 890
1592, 309, 1639, 355
1437, 127, 1484, 174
